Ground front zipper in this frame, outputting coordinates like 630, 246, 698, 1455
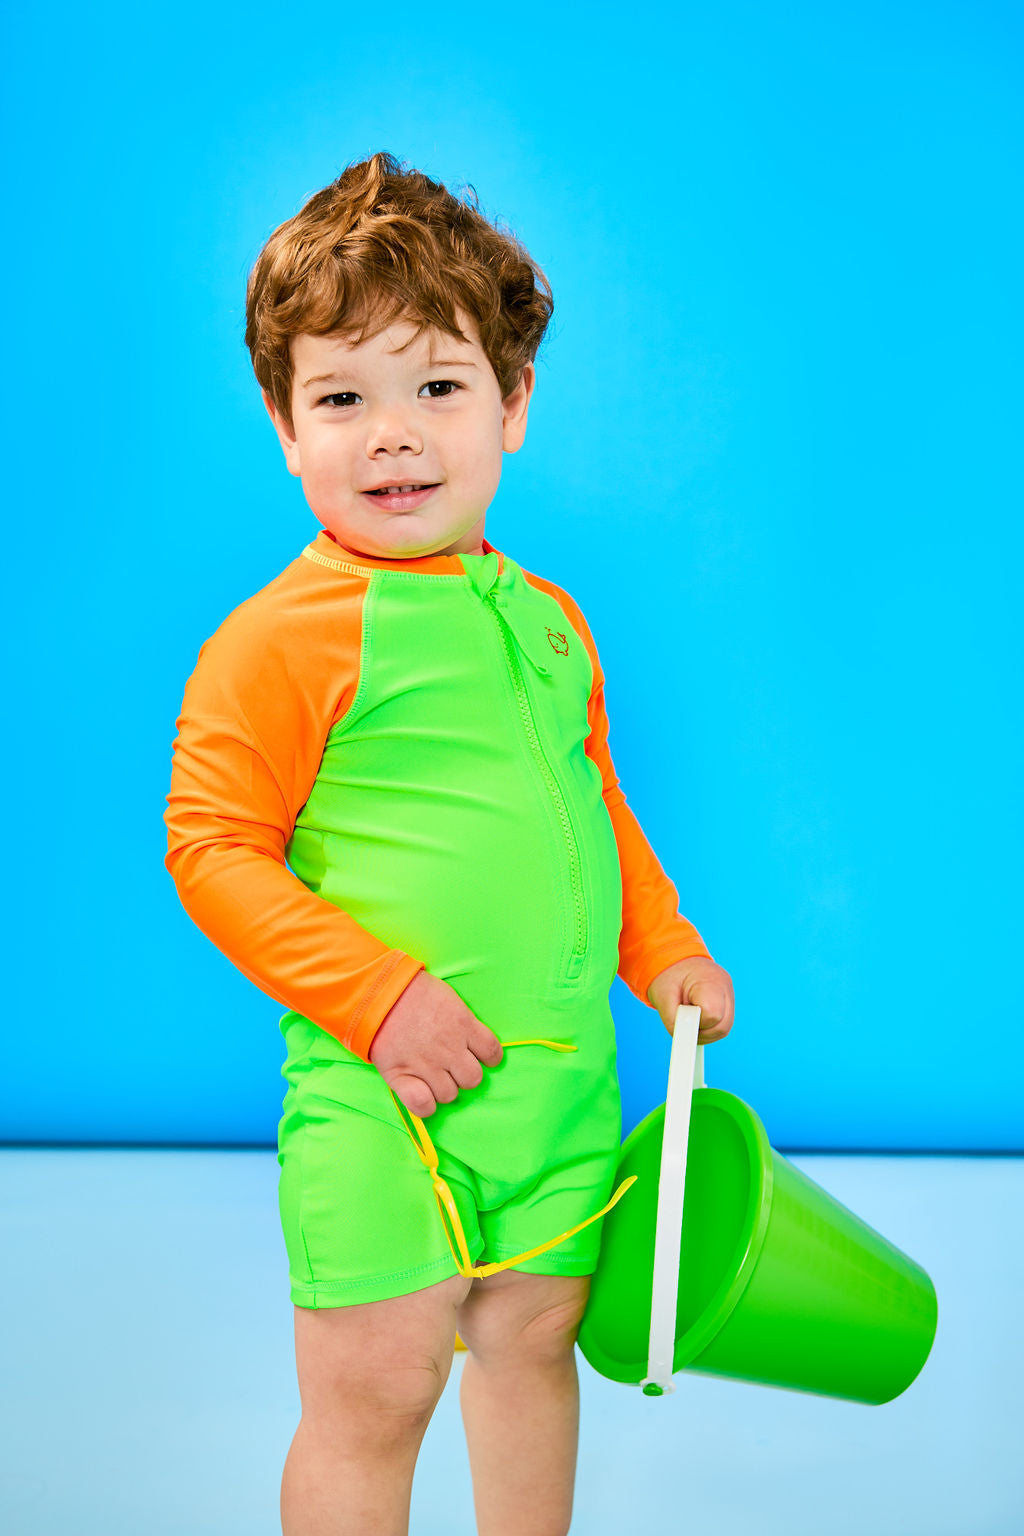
484, 588, 588, 981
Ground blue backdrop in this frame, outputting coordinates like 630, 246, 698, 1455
2, 0, 1019, 1150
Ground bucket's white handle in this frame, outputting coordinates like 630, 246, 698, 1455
639, 1004, 703, 1397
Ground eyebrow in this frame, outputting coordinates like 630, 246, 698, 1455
301, 359, 479, 388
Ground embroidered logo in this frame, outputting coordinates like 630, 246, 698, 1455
545, 627, 569, 655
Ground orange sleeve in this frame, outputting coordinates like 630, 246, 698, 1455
523, 570, 713, 1003
163, 584, 424, 1063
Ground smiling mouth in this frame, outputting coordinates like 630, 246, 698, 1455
367, 484, 438, 494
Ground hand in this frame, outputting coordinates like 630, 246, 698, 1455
368, 970, 503, 1118
646, 955, 735, 1044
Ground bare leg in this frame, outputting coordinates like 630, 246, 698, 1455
459, 1346, 581, 1536
280, 1407, 431, 1536
456, 1270, 591, 1536
281, 1272, 471, 1536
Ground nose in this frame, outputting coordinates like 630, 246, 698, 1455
365, 402, 423, 459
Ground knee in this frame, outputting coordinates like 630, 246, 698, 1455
315, 1352, 449, 1433
521, 1285, 591, 1362
361, 1355, 450, 1424
294, 1279, 468, 1431
457, 1274, 592, 1366
517, 1316, 584, 1368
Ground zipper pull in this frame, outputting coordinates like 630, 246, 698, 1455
486, 589, 553, 677
510, 622, 553, 678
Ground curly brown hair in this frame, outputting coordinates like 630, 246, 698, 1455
245, 150, 555, 432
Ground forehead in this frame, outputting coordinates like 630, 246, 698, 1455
291, 314, 484, 378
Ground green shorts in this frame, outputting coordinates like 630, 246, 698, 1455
276, 1000, 623, 1309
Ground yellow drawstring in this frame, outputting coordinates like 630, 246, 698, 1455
384, 1039, 637, 1279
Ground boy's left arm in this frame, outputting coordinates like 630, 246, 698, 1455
541, 580, 735, 1044
588, 674, 735, 1045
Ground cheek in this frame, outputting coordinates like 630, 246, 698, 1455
460, 417, 503, 477
305, 438, 352, 497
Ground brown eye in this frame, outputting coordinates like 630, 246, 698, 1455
420, 380, 461, 399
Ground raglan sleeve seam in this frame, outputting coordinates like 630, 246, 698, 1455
534, 575, 714, 1003
163, 613, 425, 1060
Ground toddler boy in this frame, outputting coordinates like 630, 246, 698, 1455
165, 150, 735, 1536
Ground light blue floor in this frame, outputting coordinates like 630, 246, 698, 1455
1, 1150, 1020, 1535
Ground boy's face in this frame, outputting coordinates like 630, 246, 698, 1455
263, 309, 534, 560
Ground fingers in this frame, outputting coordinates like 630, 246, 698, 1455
667, 978, 735, 1045
374, 989, 503, 1119
697, 1015, 729, 1043
393, 1067, 466, 1119
468, 1020, 503, 1068
450, 1048, 484, 1091
391, 1074, 437, 1119
391, 1041, 494, 1121
694, 987, 734, 1043
434, 1069, 461, 1104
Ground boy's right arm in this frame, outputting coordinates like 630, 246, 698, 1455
164, 631, 421, 1063
164, 610, 501, 1102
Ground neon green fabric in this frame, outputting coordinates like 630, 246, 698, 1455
277, 550, 626, 1306
283, 550, 623, 1008
278, 1032, 621, 1306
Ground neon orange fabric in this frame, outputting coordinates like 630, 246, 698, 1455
164, 528, 711, 1059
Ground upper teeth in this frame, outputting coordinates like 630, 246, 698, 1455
378, 485, 423, 493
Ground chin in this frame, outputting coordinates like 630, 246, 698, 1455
376, 520, 467, 552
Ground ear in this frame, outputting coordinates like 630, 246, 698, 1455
501, 363, 535, 454
262, 390, 303, 477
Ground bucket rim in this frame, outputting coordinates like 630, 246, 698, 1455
600, 1087, 776, 1379
672, 1089, 774, 1369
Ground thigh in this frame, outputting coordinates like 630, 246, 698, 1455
294, 1272, 473, 1423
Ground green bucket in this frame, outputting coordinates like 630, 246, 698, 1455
578, 1013, 938, 1405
